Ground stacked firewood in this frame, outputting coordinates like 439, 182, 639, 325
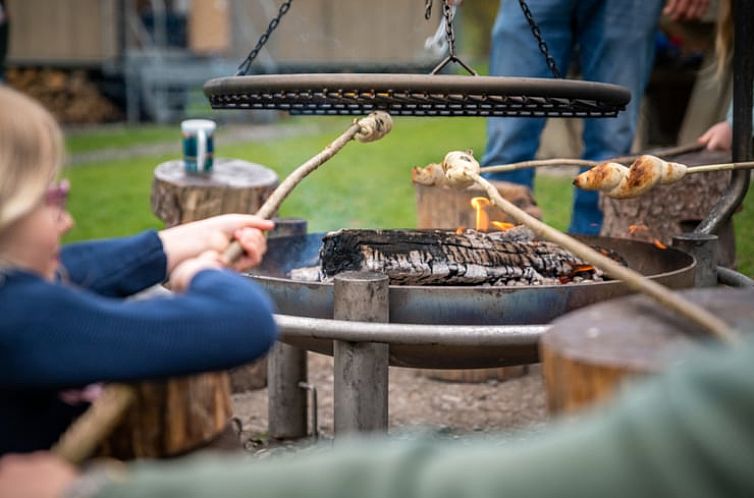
6, 68, 122, 124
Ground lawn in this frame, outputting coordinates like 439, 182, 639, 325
63, 116, 753, 276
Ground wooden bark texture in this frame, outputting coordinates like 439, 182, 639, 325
540, 288, 754, 415
151, 159, 279, 227
599, 149, 735, 264
97, 376, 233, 459
415, 180, 542, 230
320, 228, 614, 286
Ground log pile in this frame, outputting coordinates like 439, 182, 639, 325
311, 227, 624, 286
6, 68, 122, 124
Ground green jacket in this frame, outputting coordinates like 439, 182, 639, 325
99, 334, 754, 498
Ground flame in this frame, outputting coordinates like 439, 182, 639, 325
455, 226, 466, 235
573, 265, 595, 273
653, 239, 668, 250
628, 224, 649, 235
470, 197, 491, 231
491, 221, 515, 231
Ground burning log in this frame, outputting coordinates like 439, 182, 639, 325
318, 227, 621, 286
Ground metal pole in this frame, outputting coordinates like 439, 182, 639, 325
266, 216, 309, 440
333, 272, 390, 435
672, 233, 719, 287
267, 342, 308, 439
695, 0, 752, 235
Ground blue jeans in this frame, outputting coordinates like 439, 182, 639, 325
482, 0, 664, 234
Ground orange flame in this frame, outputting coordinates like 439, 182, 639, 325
628, 224, 649, 235
470, 197, 491, 231
653, 239, 668, 250
455, 226, 466, 235
491, 221, 515, 231
573, 265, 595, 273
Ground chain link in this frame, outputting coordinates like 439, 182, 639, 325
425, 0, 433, 20
517, 0, 562, 78
237, 0, 294, 76
441, 1, 456, 58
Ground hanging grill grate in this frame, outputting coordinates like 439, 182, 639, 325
205, 0, 630, 118
204, 74, 630, 117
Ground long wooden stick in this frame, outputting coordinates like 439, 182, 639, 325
223, 111, 393, 263
480, 142, 704, 174
51, 384, 135, 464
686, 160, 754, 174
466, 170, 740, 345
52, 112, 394, 464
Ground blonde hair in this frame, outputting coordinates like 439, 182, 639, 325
0, 86, 64, 236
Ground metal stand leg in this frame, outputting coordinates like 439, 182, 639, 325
673, 233, 719, 288
267, 342, 307, 439
333, 272, 390, 435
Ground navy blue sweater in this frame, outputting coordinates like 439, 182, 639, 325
0, 231, 277, 454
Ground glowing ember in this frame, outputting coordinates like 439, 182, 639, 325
573, 265, 595, 273
470, 197, 491, 231
653, 239, 668, 250
455, 226, 467, 235
491, 221, 515, 231
628, 224, 649, 235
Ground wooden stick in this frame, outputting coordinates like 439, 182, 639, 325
686, 160, 754, 174
223, 111, 393, 263
480, 142, 704, 174
51, 384, 135, 464
466, 170, 740, 345
51, 112, 394, 465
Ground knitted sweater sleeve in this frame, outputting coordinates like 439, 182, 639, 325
59, 231, 168, 298
0, 270, 277, 388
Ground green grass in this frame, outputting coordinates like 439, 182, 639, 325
62, 117, 753, 276
65, 125, 177, 155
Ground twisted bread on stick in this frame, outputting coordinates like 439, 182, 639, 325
573, 155, 687, 199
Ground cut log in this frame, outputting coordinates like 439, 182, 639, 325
414, 180, 542, 230
151, 159, 278, 227
320, 228, 619, 286
542, 288, 754, 414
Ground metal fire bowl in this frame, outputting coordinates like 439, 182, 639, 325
249, 233, 695, 369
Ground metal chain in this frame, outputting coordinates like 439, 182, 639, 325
236, 0, 294, 76
517, 0, 562, 78
441, 1, 457, 58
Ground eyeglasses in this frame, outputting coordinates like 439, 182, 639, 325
45, 179, 70, 219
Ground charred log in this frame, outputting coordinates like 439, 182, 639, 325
319, 228, 624, 286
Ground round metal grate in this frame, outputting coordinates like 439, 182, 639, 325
204, 74, 631, 118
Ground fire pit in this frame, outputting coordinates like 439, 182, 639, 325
253, 231, 694, 331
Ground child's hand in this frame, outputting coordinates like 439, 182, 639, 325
159, 214, 275, 274
698, 121, 732, 151
170, 250, 225, 292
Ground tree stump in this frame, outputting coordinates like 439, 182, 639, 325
99, 159, 278, 459
414, 180, 540, 383
541, 288, 754, 414
415, 181, 542, 230
152, 158, 278, 226
600, 149, 735, 266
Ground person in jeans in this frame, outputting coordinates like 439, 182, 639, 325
481, 0, 709, 234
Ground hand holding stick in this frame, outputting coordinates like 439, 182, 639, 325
51, 112, 394, 465
223, 111, 393, 263
441, 151, 739, 345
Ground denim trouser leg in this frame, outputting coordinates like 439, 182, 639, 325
568, 0, 663, 234
482, 0, 575, 190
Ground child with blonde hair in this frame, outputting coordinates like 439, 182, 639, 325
0, 87, 278, 454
